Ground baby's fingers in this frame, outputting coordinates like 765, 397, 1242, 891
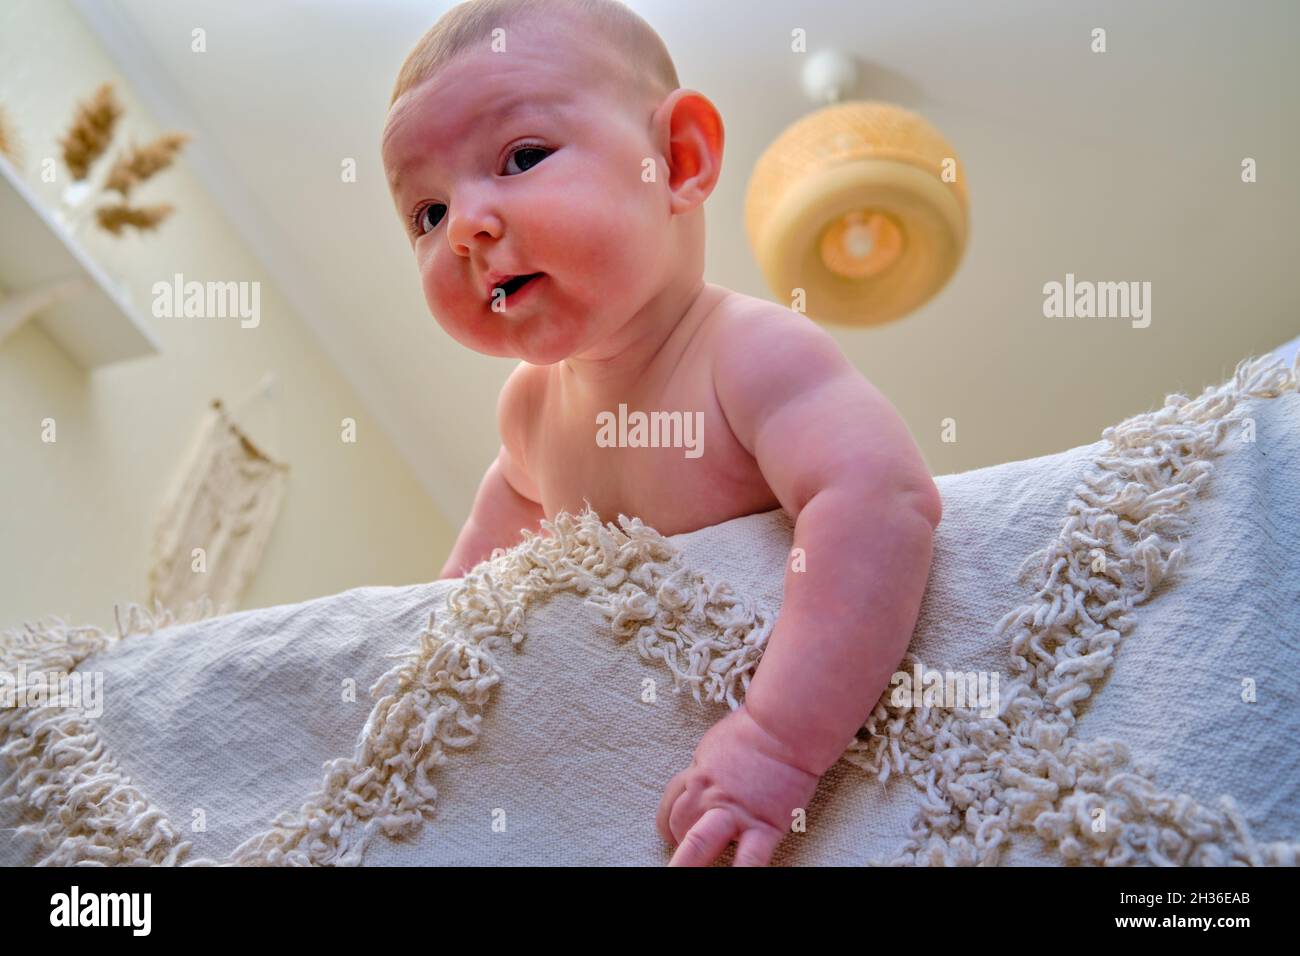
732, 824, 783, 867
656, 770, 689, 846
668, 807, 736, 867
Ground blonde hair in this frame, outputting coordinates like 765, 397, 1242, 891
388, 0, 680, 113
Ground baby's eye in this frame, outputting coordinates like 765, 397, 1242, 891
411, 202, 446, 236
504, 144, 551, 175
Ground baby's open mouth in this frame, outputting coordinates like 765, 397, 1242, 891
492, 273, 544, 301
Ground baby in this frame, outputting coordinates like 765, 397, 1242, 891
382, 0, 942, 866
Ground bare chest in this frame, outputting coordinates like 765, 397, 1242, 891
524, 343, 779, 537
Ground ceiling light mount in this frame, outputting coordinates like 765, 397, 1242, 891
800, 49, 861, 106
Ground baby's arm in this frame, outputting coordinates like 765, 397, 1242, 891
439, 367, 546, 579
715, 311, 941, 774
438, 443, 545, 578
658, 307, 941, 865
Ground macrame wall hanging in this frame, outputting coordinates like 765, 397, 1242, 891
147, 375, 288, 615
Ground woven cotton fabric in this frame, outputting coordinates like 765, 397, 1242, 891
3, 352, 1297, 866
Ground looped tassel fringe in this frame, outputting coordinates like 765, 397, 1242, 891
1, 596, 218, 866
4, 350, 1297, 866
842, 350, 1300, 865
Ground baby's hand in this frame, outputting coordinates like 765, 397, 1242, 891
656, 703, 820, 866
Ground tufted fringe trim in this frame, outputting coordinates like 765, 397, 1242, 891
2, 509, 772, 866
842, 350, 1300, 865
0, 597, 219, 866
220, 508, 770, 865
4, 351, 1297, 866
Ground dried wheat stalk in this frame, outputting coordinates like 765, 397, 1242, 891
60, 82, 123, 180
104, 132, 191, 197
95, 202, 175, 236
0, 103, 22, 168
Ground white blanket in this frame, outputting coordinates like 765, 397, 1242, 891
3, 351, 1298, 866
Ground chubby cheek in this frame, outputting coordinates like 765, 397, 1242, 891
536, 179, 662, 309
417, 249, 585, 362
416, 248, 509, 356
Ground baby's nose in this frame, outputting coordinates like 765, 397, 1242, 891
447, 197, 505, 255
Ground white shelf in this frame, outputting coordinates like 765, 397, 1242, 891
0, 153, 161, 369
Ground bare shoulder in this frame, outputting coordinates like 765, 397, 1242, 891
711, 288, 851, 369
709, 290, 860, 447
709, 290, 940, 521
495, 361, 544, 502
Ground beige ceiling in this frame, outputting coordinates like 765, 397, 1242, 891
73, 0, 1300, 527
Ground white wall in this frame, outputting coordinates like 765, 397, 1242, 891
0, 0, 456, 631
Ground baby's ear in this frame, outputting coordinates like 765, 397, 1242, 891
653, 89, 724, 213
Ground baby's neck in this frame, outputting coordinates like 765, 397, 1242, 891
560, 276, 722, 396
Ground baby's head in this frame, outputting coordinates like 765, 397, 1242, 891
381, 0, 723, 366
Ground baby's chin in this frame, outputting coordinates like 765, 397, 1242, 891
441, 312, 586, 366
500, 332, 586, 367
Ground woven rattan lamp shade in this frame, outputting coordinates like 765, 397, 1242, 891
744, 100, 969, 326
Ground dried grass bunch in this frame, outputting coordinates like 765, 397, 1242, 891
0, 102, 23, 168
59, 82, 123, 181
57, 82, 191, 236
